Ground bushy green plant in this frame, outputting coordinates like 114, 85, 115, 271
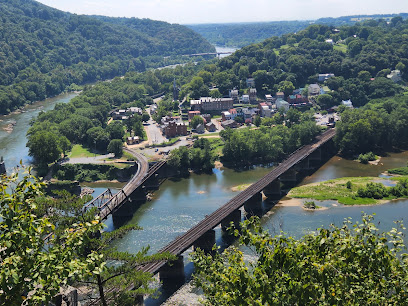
192, 215, 408, 305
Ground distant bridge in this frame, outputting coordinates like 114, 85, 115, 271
139, 128, 336, 277
183, 52, 233, 58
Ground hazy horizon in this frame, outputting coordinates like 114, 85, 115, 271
36, 0, 408, 25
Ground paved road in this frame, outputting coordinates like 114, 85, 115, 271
145, 108, 168, 145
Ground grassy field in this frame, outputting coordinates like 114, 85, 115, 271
68, 144, 99, 158
333, 43, 348, 53
288, 176, 395, 205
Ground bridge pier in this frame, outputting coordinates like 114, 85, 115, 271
143, 174, 160, 190
308, 148, 322, 167
194, 229, 216, 254
221, 209, 241, 232
244, 192, 263, 214
294, 158, 311, 171
263, 179, 281, 200
159, 255, 185, 282
112, 200, 138, 227
279, 168, 297, 187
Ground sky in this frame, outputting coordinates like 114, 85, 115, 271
36, 0, 408, 24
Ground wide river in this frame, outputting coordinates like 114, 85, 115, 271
2, 82, 408, 305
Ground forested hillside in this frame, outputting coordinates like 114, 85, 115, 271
0, 0, 214, 114
187, 13, 408, 48
181, 18, 407, 109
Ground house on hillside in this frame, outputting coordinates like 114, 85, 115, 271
126, 136, 140, 145
308, 84, 321, 96
276, 92, 285, 100
246, 78, 255, 87
318, 73, 335, 82
387, 70, 402, 83
206, 122, 217, 132
195, 124, 205, 134
229, 89, 239, 102
242, 94, 250, 103
221, 120, 238, 129
276, 99, 290, 112
249, 88, 257, 103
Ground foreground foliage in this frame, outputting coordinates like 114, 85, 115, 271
192, 215, 408, 305
0, 169, 103, 305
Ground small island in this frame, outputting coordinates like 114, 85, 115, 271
289, 175, 408, 205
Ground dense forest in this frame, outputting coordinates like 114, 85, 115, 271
181, 18, 407, 110
335, 95, 408, 156
0, 0, 214, 114
187, 13, 408, 48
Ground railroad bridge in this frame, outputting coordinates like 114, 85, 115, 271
84, 149, 169, 225
140, 128, 337, 282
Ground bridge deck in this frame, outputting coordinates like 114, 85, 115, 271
141, 128, 336, 274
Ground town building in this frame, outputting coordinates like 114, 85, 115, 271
276, 99, 290, 112
201, 113, 211, 124
276, 92, 285, 99
206, 122, 217, 132
229, 89, 239, 102
195, 124, 205, 134
160, 116, 188, 138
188, 110, 201, 121
242, 95, 250, 103
221, 120, 238, 129
190, 97, 234, 112
126, 136, 140, 145
221, 111, 231, 121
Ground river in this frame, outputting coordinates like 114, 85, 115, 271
2, 63, 408, 305
0, 92, 79, 174
108, 152, 408, 305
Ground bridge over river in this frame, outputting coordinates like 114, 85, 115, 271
139, 128, 336, 279
83, 148, 167, 222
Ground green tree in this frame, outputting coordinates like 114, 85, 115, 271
316, 94, 335, 109
191, 115, 204, 129
278, 80, 295, 97
106, 121, 125, 141
27, 131, 64, 164
0, 170, 103, 305
107, 139, 123, 157
142, 112, 150, 122
192, 214, 408, 305
253, 115, 261, 127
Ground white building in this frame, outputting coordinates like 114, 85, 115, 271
276, 99, 290, 112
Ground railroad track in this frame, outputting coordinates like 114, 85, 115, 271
140, 128, 336, 274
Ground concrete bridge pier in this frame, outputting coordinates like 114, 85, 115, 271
159, 255, 185, 282
112, 200, 138, 227
262, 180, 281, 200
193, 229, 216, 254
143, 174, 160, 190
308, 148, 322, 167
279, 168, 298, 187
221, 209, 241, 232
295, 158, 310, 171
244, 192, 263, 214
129, 187, 147, 202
